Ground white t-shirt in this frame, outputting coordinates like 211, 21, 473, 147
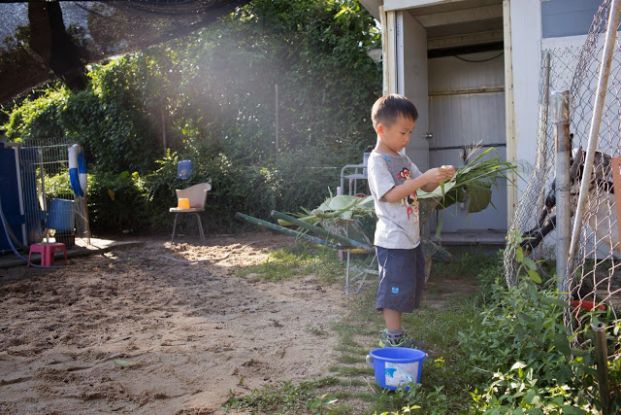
367, 150, 423, 249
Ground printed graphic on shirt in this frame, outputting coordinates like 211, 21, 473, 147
395, 167, 419, 220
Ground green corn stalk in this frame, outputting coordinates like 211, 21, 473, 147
282, 147, 515, 237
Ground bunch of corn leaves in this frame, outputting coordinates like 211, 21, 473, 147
420, 146, 516, 214
278, 147, 515, 246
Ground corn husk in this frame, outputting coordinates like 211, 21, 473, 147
277, 195, 374, 226
280, 147, 515, 241
418, 147, 514, 213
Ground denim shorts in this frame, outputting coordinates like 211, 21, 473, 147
375, 245, 425, 313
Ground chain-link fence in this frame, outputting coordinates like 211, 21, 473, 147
503, 38, 586, 285
504, 0, 621, 405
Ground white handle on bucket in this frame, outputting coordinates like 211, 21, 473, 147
366, 354, 373, 368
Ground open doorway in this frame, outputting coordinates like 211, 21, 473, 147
395, 0, 507, 243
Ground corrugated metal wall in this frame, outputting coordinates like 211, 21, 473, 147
427, 51, 507, 233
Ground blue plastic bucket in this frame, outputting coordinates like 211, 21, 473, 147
367, 347, 427, 390
47, 198, 75, 231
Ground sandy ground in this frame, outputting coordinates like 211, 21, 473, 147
0, 233, 347, 415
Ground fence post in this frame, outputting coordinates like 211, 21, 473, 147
593, 323, 611, 414
535, 52, 551, 219
554, 90, 571, 296
274, 83, 279, 151
568, 0, 621, 269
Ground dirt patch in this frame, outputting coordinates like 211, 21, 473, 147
0, 233, 347, 414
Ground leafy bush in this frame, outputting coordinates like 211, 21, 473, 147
470, 361, 598, 414
458, 274, 607, 413
460, 281, 575, 382
2, 0, 380, 235
4, 86, 68, 142
142, 146, 342, 232
88, 170, 150, 234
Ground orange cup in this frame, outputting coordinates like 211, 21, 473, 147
178, 197, 190, 209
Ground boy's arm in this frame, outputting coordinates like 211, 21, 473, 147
382, 167, 453, 203
421, 179, 443, 192
420, 182, 438, 192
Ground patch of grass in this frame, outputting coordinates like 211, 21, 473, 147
335, 379, 367, 388
223, 377, 341, 414
400, 302, 480, 411
317, 248, 502, 414
368, 384, 449, 415
236, 243, 343, 282
328, 366, 374, 377
336, 354, 362, 365
431, 248, 499, 280
228, 243, 503, 414
334, 344, 368, 355
306, 324, 329, 337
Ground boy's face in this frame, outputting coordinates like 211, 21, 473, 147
375, 115, 416, 153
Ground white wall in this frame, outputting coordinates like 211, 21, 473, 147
400, 11, 430, 170
509, 0, 542, 196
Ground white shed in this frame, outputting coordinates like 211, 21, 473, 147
360, 0, 601, 244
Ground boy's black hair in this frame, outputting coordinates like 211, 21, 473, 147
371, 94, 418, 127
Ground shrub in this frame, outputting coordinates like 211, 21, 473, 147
2, 0, 381, 234
88, 170, 150, 234
470, 361, 599, 414
143, 147, 342, 232
459, 277, 608, 413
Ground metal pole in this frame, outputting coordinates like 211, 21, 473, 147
274, 83, 279, 151
593, 322, 611, 414
568, 0, 621, 269
554, 90, 571, 296
235, 212, 340, 249
161, 104, 167, 154
535, 52, 552, 218
270, 210, 370, 249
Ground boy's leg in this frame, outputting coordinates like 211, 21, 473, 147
376, 246, 425, 348
383, 308, 401, 331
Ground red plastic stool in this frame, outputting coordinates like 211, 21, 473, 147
28, 242, 68, 267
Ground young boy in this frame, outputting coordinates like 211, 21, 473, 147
367, 94, 455, 348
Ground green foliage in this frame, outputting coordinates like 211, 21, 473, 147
44, 169, 73, 196
470, 362, 598, 414
143, 147, 341, 232
4, 56, 161, 174
225, 0, 381, 152
88, 170, 150, 234
2, 0, 380, 234
4, 86, 68, 142
371, 384, 447, 415
474, 252, 505, 304
75, 55, 161, 173
458, 254, 606, 414
459, 281, 591, 387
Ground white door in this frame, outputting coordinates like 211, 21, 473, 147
399, 11, 430, 171
427, 51, 507, 233
384, 9, 429, 171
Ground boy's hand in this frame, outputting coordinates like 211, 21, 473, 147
423, 166, 454, 185
440, 165, 456, 180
